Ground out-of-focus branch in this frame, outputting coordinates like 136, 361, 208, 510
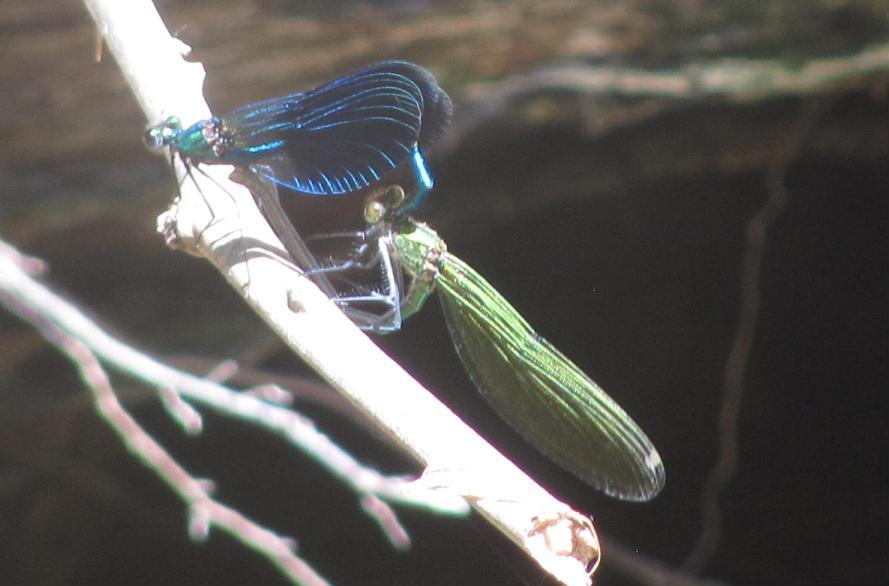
682, 100, 825, 572
168, 356, 369, 427
0, 246, 329, 586
463, 42, 889, 126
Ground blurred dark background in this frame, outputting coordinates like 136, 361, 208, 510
1, 1, 887, 585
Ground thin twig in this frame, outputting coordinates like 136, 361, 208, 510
0, 266, 329, 586
361, 494, 412, 551
682, 100, 825, 572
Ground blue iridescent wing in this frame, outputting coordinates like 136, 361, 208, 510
220, 61, 452, 196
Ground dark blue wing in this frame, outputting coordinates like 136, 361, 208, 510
220, 61, 452, 196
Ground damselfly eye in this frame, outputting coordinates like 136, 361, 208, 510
364, 200, 387, 225
143, 127, 165, 151
143, 116, 182, 152
383, 184, 406, 208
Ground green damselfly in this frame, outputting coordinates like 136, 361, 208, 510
322, 187, 665, 501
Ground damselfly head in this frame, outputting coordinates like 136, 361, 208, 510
143, 116, 182, 152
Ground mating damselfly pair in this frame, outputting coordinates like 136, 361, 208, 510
146, 61, 664, 501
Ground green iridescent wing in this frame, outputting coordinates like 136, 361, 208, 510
435, 252, 665, 501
